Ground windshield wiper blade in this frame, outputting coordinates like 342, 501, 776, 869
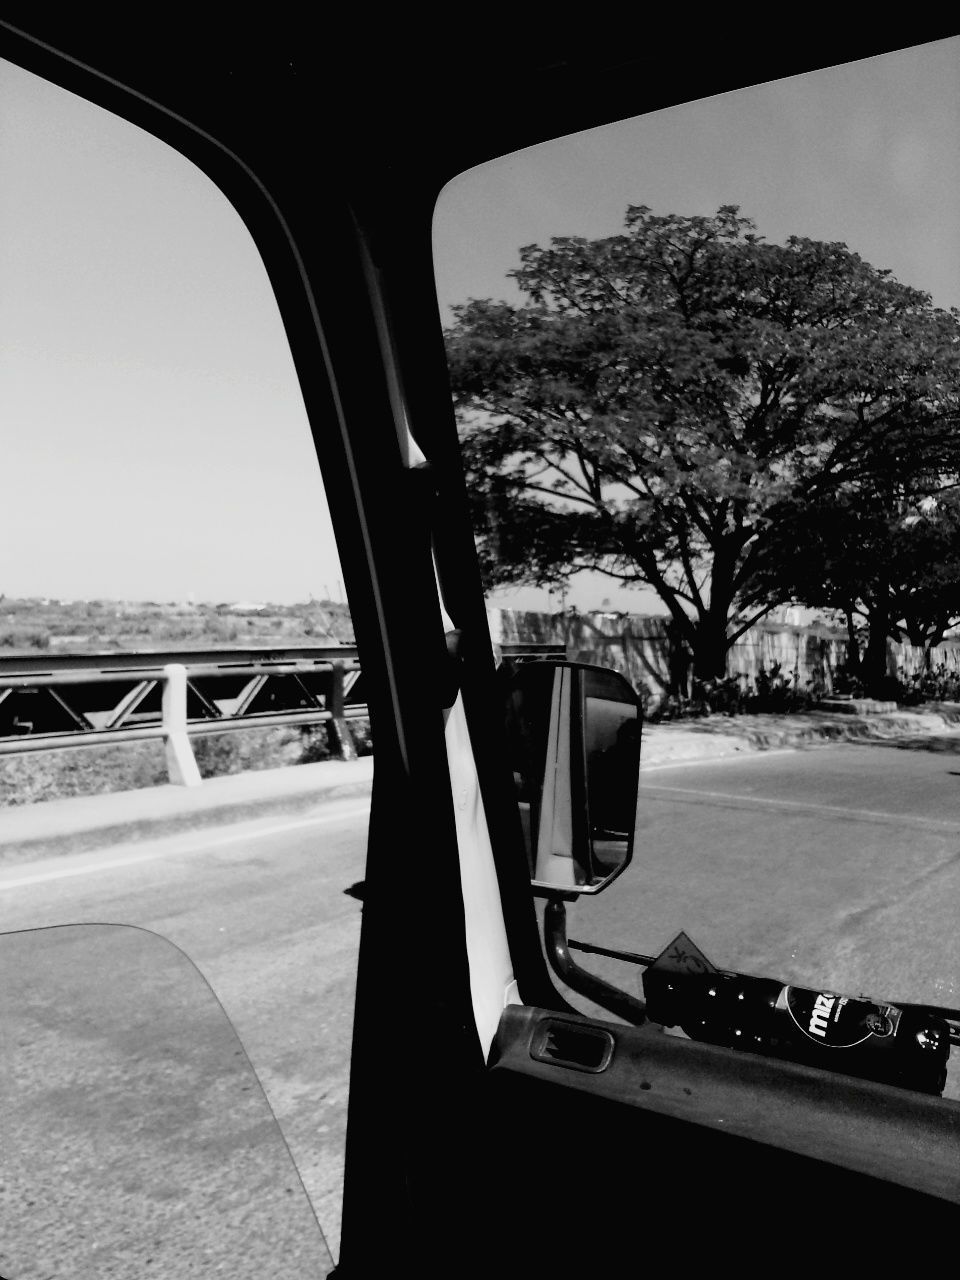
566, 937, 653, 967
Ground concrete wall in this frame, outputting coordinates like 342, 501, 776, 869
488, 607, 960, 705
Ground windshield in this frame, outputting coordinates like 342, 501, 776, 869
434, 36, 960, 1099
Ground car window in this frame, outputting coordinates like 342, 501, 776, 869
434, 36, 960, 1098
0, 59, 366, 1263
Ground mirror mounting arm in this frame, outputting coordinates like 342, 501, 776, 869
543, 897, 647, 1027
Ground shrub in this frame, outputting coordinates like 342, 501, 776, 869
649, 662, 817, 721
0, 629, 51, 650
898, 662, 960, 705
298, 725, 335, 763
832, 666, 865, 697
748, 661, 813, 713
691, 674, 749, 716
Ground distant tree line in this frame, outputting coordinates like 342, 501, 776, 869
444, 205, 960, 695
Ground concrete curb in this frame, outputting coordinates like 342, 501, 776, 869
640, 703, 960, 768
0, 758, 374, 864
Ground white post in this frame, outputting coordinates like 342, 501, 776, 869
162, 664, 202, 786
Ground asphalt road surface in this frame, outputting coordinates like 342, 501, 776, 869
3, 736, 960, 1273
566, 739, 960, 1101
0, 797, 370, 1276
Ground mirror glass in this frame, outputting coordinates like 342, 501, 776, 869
0, 923, 333, 1278
582, 668, 642, 877
502, 661, 640, 895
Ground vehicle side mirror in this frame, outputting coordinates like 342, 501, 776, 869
501, 661, 641, 896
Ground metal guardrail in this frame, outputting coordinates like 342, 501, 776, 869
0, 644, 363, 676
0, 641, 564, 785
0, 646, 365, 785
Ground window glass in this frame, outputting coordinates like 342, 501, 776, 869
435, 38, 960, 1097
0, 60, 365, 1264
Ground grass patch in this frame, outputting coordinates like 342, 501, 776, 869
0, 719, 372, 808
0, 741, 169, 808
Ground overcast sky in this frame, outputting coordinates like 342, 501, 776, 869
1, 36, 958, 607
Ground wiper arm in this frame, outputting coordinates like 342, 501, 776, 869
566, 936, 654, 968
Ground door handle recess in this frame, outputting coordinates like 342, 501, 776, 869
530, 1020, 615, 1074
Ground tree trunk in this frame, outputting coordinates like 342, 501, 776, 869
666, 619, 693, 698
844, 609, 860, 674
862, 603, 892, 696
691, 615, 730, 681
691, 554, 737, 682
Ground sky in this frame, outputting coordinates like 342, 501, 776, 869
0, 60, 343, 605
1, 37, 958, 607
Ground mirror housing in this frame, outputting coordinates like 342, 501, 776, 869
501, 660, 641, 896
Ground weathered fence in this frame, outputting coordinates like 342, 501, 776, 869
487, 608, 960, 706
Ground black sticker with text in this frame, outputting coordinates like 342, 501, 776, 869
782, 986, 900, 1048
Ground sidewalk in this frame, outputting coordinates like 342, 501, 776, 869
3, 704, 960, 862
0, 756, 375, 863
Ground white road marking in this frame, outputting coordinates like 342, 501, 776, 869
641, 783, 959, 829
0, 804, 372, 891
641, 748, 799, 773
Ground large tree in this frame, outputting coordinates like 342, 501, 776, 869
766, 483, 960, 689
445, 206, 960, 678
891, 497, 960, 664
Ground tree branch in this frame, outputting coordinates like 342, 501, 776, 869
726, 601, 778, 645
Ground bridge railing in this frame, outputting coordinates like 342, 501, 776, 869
0, 641, 563, 785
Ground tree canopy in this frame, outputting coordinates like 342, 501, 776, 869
445, 205, 960, 679
764, 483, 960, 684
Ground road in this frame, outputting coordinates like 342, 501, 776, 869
2, 736, 960, 1272
0, 797, 370, 1275
566, 740, 960, 1102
